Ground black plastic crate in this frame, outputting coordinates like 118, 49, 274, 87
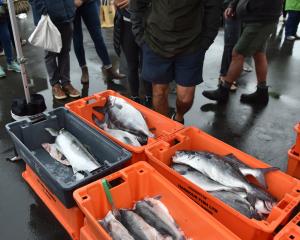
6, 107, 132, 208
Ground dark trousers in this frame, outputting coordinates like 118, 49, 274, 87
286, 11, 300, 36
45, 22, 73, 86
73, 0, 111, 67
121, 20, 152, 97
220, 18, 241, 76
0, 21, 14, 64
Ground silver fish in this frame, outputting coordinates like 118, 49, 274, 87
172, 151, 271, 205
210, 191, 262, 220
92, 114, 141, 147
135, 197, 185, 240
172, 164, 242, 192
100, 211, 134, 240
224, 153, 279, 188
120, 209, 169, 240
105, 96, 154, 139
45, 128, 100, 179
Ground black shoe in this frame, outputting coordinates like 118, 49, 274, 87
130, 96, 141, 104
202, 84, 230, 102
240, 87, 269, 105
144, 96, 152, 108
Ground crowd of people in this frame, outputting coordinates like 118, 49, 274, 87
1, 0, 299, 123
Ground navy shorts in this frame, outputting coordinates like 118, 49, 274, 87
141, 43, 206, 87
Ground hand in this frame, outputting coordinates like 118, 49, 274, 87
224, 7, 235, 19
74, 0, 83, 8
115, 0, 129, 9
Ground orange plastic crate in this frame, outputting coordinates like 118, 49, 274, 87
294, 123, 300, 155
65, 90, 183, 163
145, 127, 300, 240
73, 162, 240, 240
287, 147, 300, 179
80, 223, 97, 240
22, 165, 84, 240
274, 213, 300, 240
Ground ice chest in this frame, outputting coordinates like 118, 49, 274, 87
73, 162, 240, 240
6, 107, 132, 208
145, 127, 300, 240
65, 90, 183, 163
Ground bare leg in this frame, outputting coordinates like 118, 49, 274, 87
152, 83, 169, 116
224, 50, 245, 84
175, 85, 196, 122
253, 52, 268, 84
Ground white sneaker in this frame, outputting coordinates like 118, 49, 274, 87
0, 50, 4, 56
286, 36, 296, 41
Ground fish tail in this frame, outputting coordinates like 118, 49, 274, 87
45, 128, 58, 137
255, 167, 279, 189
92, 114, 106, 129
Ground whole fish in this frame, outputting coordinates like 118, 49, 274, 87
92, 114, 142, 147
224, 153, 279, 188
97, 96, 154, 140
120, 209, 170, 240
172, 151, 273, 205
135, 197, 185, 240
172, 164, 242, 192
210, 191, 261, 220
100, 211, 134, 240
45, 128, 100, 179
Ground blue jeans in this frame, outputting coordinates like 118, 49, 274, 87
220, 18, 241, 76
286, 11, 300, 36
0, 21, 14, 64
73, 0, 111, 67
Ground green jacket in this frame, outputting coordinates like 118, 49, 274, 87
285, 0, 300, 11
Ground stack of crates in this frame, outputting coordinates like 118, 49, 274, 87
6, 90, 300, 240
287, 123, 300, 179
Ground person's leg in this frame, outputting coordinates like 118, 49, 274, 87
81, 1, 125, 79
152, 84, 170, 116
286, 11, 299, 38
73, 9, 89, 83
220, 18, 241, 78
175, 86, 196, 123
120, 21, 140, 99
0, 22, 14, 65
174, 49, 206, 122
253, 52, 268, 84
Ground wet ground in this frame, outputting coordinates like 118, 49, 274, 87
0, 14, 299, 240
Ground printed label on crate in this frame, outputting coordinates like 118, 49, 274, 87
177, 183, 218, 215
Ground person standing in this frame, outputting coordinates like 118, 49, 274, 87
73, 0, 125, 84
30, 0, 80, 100
114, 0, 152, 106
130, 0, 222, 124
0, 0, 21, 78
285, 0, 300, 40
203, 0, 282, 105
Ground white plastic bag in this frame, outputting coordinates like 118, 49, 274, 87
28, 15, 62, 53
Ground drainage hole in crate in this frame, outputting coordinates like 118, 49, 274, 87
139, 169, 144, 174
109, 177, 125, 188
289, 235, 295, 239
82, 195, 88, 200
296, 189, 300, 193
297, 221, 300, 227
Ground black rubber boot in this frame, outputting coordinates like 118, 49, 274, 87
240, 86, 269, 105
202, 84, 230, 102
144, 96, 153, 108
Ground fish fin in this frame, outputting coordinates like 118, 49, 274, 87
92, 113, 106, 129
247, 193, 257, 207
45, 128, 59, 137
137, 135, 148, 146
253, 167, 279, 189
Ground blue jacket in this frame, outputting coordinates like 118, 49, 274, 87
29, 0, 75, 25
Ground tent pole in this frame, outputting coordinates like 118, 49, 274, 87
7, 0, 31, 104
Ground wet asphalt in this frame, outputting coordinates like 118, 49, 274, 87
0, 14, 299, 240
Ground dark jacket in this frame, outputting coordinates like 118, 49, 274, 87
229, 0, 282, 23
29, 0, 75, 25
129, 0, 222, 58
